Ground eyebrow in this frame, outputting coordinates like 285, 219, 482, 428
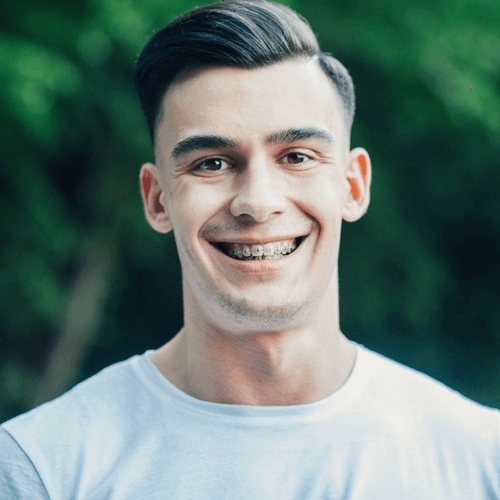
170, 127, 335, 161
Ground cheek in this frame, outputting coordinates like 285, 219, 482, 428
295, 175, 345, 218
169, 179, 226, 232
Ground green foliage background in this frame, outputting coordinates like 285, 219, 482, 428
1, 0, 499, 422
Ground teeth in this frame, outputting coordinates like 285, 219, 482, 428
223, 239, 299, 260
251, 246, 264, 257
263, 244, 276, 256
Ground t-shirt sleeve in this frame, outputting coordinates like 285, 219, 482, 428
0, 426, 49, 499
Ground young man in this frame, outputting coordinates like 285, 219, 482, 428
1, 1, 499, 498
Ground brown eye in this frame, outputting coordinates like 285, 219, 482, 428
284, 152, 311, 164
195, 158, 229, 171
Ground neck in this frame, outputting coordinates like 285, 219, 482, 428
150, 299, 356, 406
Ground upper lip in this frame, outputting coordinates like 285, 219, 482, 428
208, 235, 308, 245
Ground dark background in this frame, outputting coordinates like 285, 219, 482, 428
1, 0, 499, 422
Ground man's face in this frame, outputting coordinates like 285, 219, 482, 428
141, 58, 369, 334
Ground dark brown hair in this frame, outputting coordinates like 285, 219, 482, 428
134, 0, 355, 145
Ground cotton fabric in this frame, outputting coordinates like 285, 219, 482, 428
1, 343, 499, 499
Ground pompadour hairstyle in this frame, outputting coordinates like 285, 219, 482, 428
134, 0, 355, 146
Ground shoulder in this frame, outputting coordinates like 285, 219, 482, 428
355, 345, 500, 495
4, 353, 146, 436
356, 343, 500, 448
0, 427, 49, 499
1, 353, 154, 498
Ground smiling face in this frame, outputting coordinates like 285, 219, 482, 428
140, 57, 370, 336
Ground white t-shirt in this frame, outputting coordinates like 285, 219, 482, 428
1, 343, 499, 499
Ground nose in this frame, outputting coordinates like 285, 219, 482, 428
230, 160, 287, 222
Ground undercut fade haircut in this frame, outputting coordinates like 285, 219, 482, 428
134, 0, 355, 146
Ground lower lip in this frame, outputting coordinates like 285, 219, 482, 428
206, 238, 308, 275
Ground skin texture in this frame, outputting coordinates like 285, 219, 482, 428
140, 57, 371, 406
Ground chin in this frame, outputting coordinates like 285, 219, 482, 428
207, 289, 312, 333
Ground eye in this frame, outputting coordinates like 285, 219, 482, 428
283, 152, 312, 165
194, 158, 231, 172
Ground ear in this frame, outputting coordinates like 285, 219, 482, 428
342, 147, 371, 222
139, 163, 173, 234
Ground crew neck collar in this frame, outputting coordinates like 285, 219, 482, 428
137, 342, 368, 421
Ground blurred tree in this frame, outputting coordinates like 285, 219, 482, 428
1, 0, 499, 422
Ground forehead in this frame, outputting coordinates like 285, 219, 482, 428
156, 58, 344, 154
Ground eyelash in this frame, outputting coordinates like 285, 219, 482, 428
193, 152, 314, 172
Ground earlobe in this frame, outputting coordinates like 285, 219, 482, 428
342, 148, 371, 222
139, 163, 173, 234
